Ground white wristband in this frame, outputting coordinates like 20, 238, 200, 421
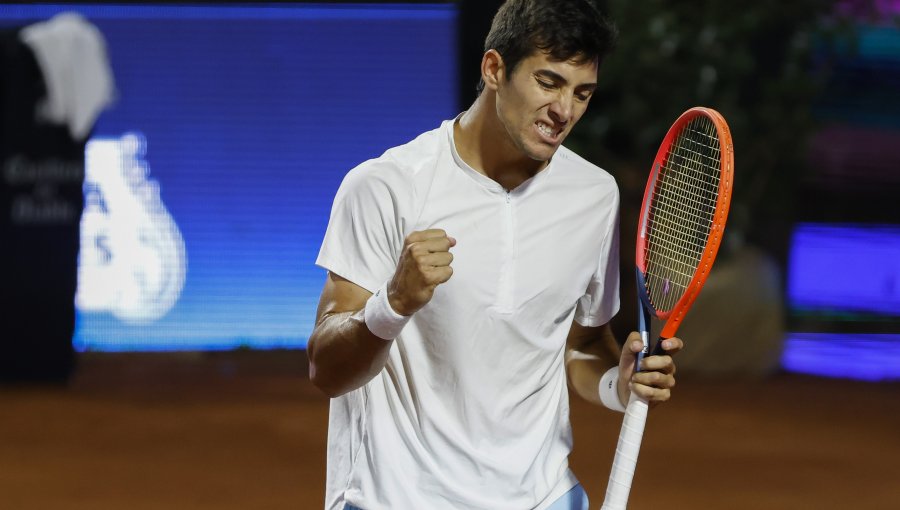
599, 366, 627, 413
363, 283, 410, 340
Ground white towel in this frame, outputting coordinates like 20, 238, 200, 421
20, 12, 117, 141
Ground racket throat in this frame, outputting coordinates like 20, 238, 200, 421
635, 267, 671, 372
635, 268, 656, 372
634, 327, 668, 372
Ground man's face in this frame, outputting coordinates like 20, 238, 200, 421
494, 51, 598, 163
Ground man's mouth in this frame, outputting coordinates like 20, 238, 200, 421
536, 121, 562, 140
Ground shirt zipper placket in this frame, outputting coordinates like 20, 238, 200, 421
496, 190, 516, 314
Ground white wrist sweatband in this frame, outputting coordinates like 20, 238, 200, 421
599, 366, 627, 413
363, 283, 410, 340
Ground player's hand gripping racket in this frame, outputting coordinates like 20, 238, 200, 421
601, 107, 734, 510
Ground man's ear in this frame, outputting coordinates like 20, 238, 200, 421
480, 49, 504, 92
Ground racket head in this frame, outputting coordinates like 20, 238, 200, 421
635, 107, 734, 338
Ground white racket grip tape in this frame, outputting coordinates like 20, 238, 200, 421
600, 393, 650, 510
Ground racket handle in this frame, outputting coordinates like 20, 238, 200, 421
600, 393, 649, 510
650, 336, 668, 356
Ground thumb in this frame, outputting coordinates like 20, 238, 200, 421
619, 331, 644, 377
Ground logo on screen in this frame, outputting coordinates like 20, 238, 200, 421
76, 133, 187, 323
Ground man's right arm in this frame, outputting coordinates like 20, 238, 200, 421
308, 229, 455, 398
307, 272, 390, 398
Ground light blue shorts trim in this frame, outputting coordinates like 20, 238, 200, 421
546, 483, 589, 510
344, 482, 589, 510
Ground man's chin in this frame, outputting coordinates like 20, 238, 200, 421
525, 143, 560, 163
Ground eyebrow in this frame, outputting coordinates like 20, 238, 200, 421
534, 69, 597, 91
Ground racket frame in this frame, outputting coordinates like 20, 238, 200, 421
635, 106, 734, 342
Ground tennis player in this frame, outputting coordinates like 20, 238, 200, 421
309, 1, 681, 509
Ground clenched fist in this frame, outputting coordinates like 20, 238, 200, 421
387, 229, 456, 316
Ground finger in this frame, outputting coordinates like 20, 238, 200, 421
632, 369, 676, 389
416, 252, 453, 268
407, 236, 454, 257
638, 354, 675, 374
629, 382, 672, 403
620, 332, 643, 357
623, 332, 643, 356
617, 332, 643, 379
658, 336, 684, 355
416, 236, 456, 253
405, 229, 452, 245
427, 265, 453, 285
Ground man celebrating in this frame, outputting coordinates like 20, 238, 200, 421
309, 1, 681, 508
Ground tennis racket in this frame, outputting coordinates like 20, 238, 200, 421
601, 107, 734, 510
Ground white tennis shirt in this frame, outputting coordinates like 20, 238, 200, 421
316, 118, 620, 510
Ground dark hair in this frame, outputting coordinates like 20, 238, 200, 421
477, 0, 618, 94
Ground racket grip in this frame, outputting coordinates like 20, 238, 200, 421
650, 336, 668, 356
600, 393, 649, 510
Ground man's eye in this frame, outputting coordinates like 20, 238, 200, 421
537, 80, 554, 89
576, 93, 591, 102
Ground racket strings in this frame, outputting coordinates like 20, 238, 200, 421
644, 116, 721, 312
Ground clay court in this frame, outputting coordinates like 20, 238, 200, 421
1, 351, 896, 510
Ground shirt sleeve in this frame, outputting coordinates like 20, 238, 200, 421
574, 187, 621, 327
315, 161, 411, 293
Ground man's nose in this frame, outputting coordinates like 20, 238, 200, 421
548, 93, 572, 125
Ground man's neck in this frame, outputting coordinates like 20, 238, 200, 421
453, 95, 548, 191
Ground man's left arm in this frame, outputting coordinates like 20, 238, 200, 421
565, 322, 682, 408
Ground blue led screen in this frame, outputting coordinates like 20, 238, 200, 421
788, 223, 900, 316
784, 223, 900, 381
782, 333, 900, 381
0, 4, 459, 351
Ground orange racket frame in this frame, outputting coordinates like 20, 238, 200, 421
634, 106, 734, 340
